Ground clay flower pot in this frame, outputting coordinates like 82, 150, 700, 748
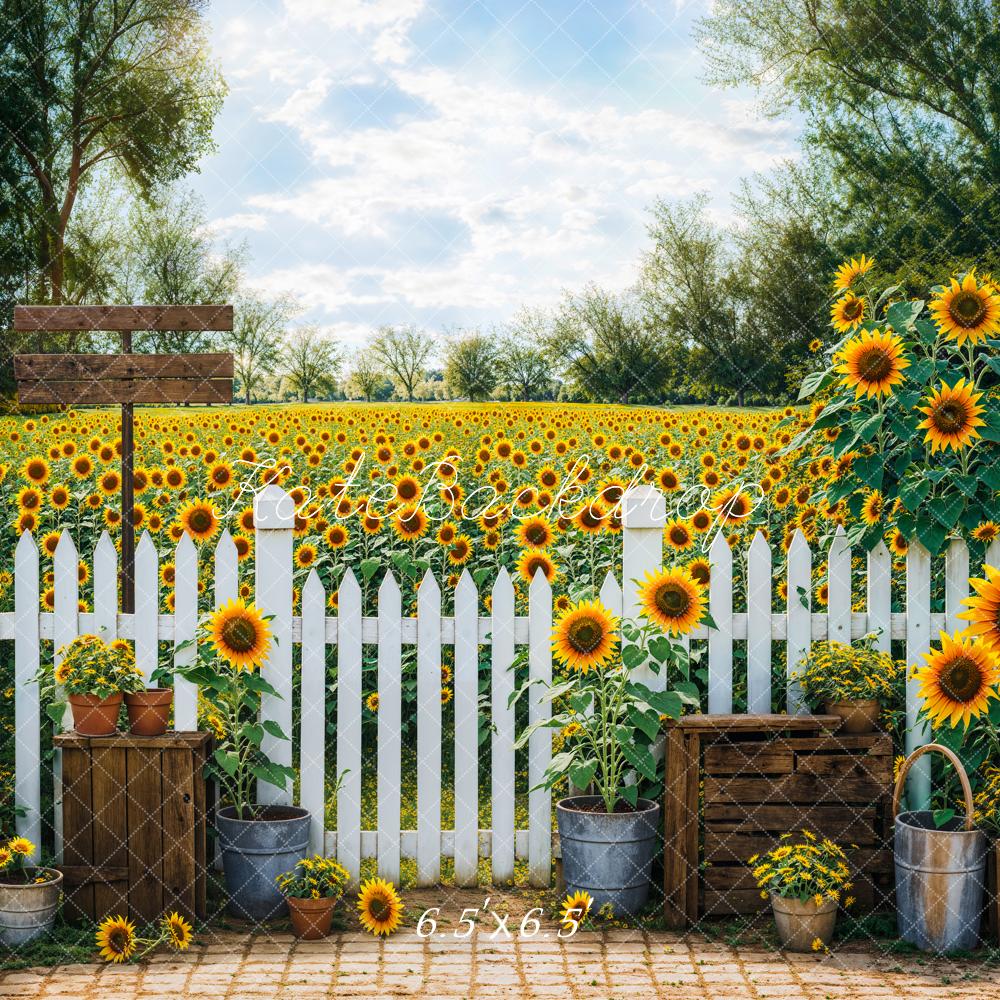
68, 693, 122, 736
770, 893, 838, 952
125, 688, 173, 736
286, 895, 337, 939
823, 699, 880, 734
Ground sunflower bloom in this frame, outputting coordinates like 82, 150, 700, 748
929, 270, 1000, 347
559, 890, 593, 930
356, 878, 403, 936
916, 379, 986, 453
551, 600, 619, 673
637, 567, 706, 636
960, 565, 1000, 653
96, 915, 137, 963
835, 328, 909, 399
833, 254, 874, 291
830, 292, 865, 333
913, 631, 1000, 729
208, 599, 272, 670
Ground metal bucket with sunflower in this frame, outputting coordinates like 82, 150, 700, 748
893, 744, 987, 953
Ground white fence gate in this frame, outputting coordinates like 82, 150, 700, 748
1, 485, 997, 886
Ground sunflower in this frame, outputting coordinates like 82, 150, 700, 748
356, 877, 403, 936
835, 328, 909, 399
913, 632, 1000, 728
516, 515, 554, 549
294, 543, 318, 568
861, 489, 884, 525
208, 599, 272, 670
96, 915, 137, 963
663, 517, 694, 551
447, 535, 473, 566
559, 890, 593, 930
830, 292, 865, 333
833, 254, 874, 291
325, 524, 349, 549
163, 911, 193, 951
8, 837, 33, 856
637, 567, 706, 636
392, 505, 428, 541
960, 565, 1000, 653
516, 547, 558, 584
365, 692, 380, 712
916, 379, 986, 453
973, 522, 999, 544
552, 600, 619, 673
929, 270, 1000, 347
178, 498, 221, 542
712, 487, 753, 526
21, 455, 50, 485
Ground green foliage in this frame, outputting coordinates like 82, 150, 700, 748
442, 331, 499, 401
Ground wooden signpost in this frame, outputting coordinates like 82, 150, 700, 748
12, 305, 234, 613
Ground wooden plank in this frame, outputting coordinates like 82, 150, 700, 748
704, 830, 891, 865
377, 571, 402, 883
750, 733, 893, 754
674, 714, 840, 734
701, 884, 876, 916
93, 531, 118, 643
161, 748, 197, 920
300, 569, 327, 855
786, 530, 812, 714
14, 532, 41, 854
705, 804, 879, 842
905, 542, 932, 808
796, 753, 892, 779
53, 531, 80, 859
662, 725, 691, 928
683, 732, 700, 922
703, 744, 794, 775
527, 568, 552, 887
746, 531, 772, 714
867, 542, 892, 652
453, 570, 479, 887
192, 739, 208, 919
827, 526, 852, 644
703, 773, 885, 804
18, 378, 232, 405
704, 852, 892, 890
622, 486, 666, 689
945, 538, 970, 635
173, 533, 198, 730
134, 532, 159, 685
336, 569, 363, 889
416, 570, 442, 887
707, 532, 733, 713
490, 570, 516, 886
61, 747, 93, 922
14, 352, 234, 380
13, 304, 233, 332
90, 745, 127, 920
58, 865, 129, 885
126, 746, 163, 923
55, 732, 209, 749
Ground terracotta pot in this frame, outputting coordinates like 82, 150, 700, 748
125, 688, 173, 736
68, 693, 122, 736
286, 895, 337, 939
770, 893, 838, 952
823, 699, 880, 735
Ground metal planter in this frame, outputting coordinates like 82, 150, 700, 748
0, 869, 63, 947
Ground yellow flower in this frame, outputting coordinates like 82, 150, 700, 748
208, 599, 272, 670
96, 915, 137, 963
163, 911, 193, 951
356, 878, 403, 936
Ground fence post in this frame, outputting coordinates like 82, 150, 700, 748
14, 532, 40, 857
254, 484, 294, 807
622, 486, 666, 688
905, 541, 932, 809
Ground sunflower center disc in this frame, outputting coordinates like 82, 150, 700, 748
569, 619, 602, 653
933, 402, 967, 433
190, 510, 212, 533
858, 347, 892, 381
221, 616, 258, 654
951, 290, 986, 327
657, 584, 689, 616
940, 655, 983, 702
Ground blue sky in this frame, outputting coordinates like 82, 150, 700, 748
191, 0, 799, 347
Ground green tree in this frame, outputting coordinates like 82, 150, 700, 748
497, 309, 555, 400
227, 291, 297, 404
0, 0, 226, 305
443, 330, 499, 401
548, 285, 671, 405
370, 325, 435, 401
698, 0, 1000, 274
280, 327, 341, 403
346, 349, 389, 402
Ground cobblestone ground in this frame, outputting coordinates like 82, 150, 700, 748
2, 930, 1000, 999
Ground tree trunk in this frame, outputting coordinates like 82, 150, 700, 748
737, 389, 745, 407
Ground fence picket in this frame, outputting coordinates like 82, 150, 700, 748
377, 571, 402, 883
622, 486, 665, 688
214, 529, 238, 605
866, 542, 891, 652
134, 532, 159, 684
986, 539, 1000, 573
527, 569, 552, 887
52, 530, 79, 860
416, 570, 442, 886
173, 532, 198, 731
598, 572, 623, 618
905, 542, 932, 809
746, 531, 771, 715
14, 532, 40, 856
300, 569, 326, 854
707, 532, 733, 713
454, 570, 479, 886
490, 569, 516, 885
827, 526, 851, 645
945, 538, 970, 635
336, 569, 363, 888
93, 532, 117, 642
786, 530, 811, 714
254, 485, 293, 806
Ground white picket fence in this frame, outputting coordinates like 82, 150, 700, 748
1, 484, 997, 886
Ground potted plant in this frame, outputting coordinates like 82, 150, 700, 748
0, 836, 63, 947
173, 599, 303, 921
37, 633, 145, 736
515, 566, 705, 917
749, 832, 851, 952
791, 634, 903, 734
276, 854, 350, 939
125, 665, 174, 737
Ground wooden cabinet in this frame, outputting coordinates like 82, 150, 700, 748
54, 731, 210, 924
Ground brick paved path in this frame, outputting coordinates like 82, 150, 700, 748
2, 930, 999, 999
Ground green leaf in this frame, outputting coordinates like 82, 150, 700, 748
628, 706, 660, 742
932, 808, 956, 829
621, 644, 645, 669
930, 491, 964, 529
907, 357, 935, 384
261, 719, 289, 742
619, 783, 639, 808
568, 759, 598, 790
214, 748, 239, 777
886, 299, 924, 332
619, 741, 658, 782
798, 369, 833, 400
359, 558, 380, 581
852, 454, 883, 489
915, 517, 947, 555
899, 477, 931, 512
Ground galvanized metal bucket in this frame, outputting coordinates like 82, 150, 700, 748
556, 795, 660, 917
217, 805, 310, 921
0, 868, 63, 947
893, 744, 986, 953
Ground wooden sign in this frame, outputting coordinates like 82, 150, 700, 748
12, 304, 234, 614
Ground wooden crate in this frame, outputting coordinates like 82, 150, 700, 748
663, 714, 893, 928
54, 731, 210, 924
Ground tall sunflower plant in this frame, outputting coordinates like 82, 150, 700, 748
790, 258, 1000, 555
172, 599, 295, 820
511, 567, 707, 813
